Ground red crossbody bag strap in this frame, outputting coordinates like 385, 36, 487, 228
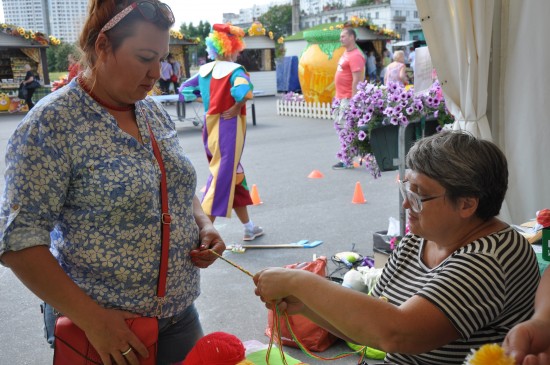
146, 122, 171, 317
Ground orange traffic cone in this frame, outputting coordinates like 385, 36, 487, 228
308, 170, 324, 179
250, 184, 263, 205
352, 181, 366, 204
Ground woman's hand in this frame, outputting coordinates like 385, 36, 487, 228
253, 268, 299, 301
254, 268, 306, 315
190, 224, 225, 268
83, 308, 149, 365
503, 318, 550, 365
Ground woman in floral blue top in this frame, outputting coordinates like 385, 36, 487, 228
0, 1, 225, 364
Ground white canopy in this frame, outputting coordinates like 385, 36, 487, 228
415, 0, 550, 223
416, 0, 493, 139
392, 40, 416, 47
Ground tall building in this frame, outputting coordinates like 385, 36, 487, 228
300, 0, 420, 40
223, 0, 289, 28
2, 0, 88, 43
2, 0, 49, 34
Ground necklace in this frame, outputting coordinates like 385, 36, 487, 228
77, 75, 135, 112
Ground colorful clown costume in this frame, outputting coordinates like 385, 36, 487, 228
180, 61, 254, 218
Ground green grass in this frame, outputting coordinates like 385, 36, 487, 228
49, 71, 68, 81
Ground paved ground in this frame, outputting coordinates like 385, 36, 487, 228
0, 96, 401, 364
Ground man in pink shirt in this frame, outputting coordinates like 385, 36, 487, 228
333, 27, 365, 169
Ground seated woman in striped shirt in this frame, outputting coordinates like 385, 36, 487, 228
254, 131, 540, 365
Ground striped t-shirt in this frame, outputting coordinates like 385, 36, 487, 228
371, 227, 540, 365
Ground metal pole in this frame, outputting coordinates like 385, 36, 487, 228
251, 102, 257, 126
398, 125, 406, 237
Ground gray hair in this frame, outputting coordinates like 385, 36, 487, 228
406, 131, 508, 220
393, 50, 405, 63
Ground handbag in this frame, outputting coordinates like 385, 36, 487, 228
18, 84, 28, 99
265, 257, 338, 352
53, 120, 172, 364
54, 317, 158, 365
25, 80, 40, 90
170, 74, 178, 83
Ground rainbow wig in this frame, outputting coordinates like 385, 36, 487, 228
205, 24, 246, 60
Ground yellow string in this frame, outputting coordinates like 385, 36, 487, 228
208, 249, 254, 277
208, 249, 359, 364
208, 249, 287, 364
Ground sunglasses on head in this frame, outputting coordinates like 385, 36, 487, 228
100, 0, 174, 34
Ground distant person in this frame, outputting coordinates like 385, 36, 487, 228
180, 24, 264, 241
159, 58, 173, 94
67, 53, 81, 81
384, 50, 408, 86
379, 48, 392, 84
366, 50, 377, 83
332, 27, 365, 170
20, 64, 39, 110
168, 54, 182, 94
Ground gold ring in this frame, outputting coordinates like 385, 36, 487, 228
121, 347, 133, 356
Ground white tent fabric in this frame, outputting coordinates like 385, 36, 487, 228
415, 0, 550, 223
415, 0, 494, 140
499, 0, 550, 223
414, 0, 513, 222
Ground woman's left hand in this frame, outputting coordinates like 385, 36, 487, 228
190, 224, 225, 268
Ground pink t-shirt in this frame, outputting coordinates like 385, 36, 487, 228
334, 48, 365, 99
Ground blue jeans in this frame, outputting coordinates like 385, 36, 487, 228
368, 71, 378, 82
43, 302, 204, 364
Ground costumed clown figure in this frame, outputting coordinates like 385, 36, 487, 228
180, 24, 264, 241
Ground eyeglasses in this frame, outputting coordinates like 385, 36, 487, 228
100, 1, 174, 34
398, 179, 444, 213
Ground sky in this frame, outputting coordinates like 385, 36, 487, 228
163, 0, 281, 27
0, 1, 284, 29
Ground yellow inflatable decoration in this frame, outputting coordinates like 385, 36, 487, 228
0, 93, 10, 112
298, 29, 345, 104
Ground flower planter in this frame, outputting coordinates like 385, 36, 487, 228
369, 117, 442, 171
369, 124, 415, 171
336, 80, 454, 177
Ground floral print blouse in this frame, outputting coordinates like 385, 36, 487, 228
0, 80, 200, 318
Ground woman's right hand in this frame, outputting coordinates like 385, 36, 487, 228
253, 268, 307, 315
83, 308, 149, 365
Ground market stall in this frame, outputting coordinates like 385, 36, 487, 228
236, 21, 277, 96
0, 23, 59, 113
168, 29, 198, 80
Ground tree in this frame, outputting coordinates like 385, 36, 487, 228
47, 42, 78, 72
259, 4, 292, 58
180, 21, 211, 64
353, 0, 375, 5
258, 4, 292, 39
